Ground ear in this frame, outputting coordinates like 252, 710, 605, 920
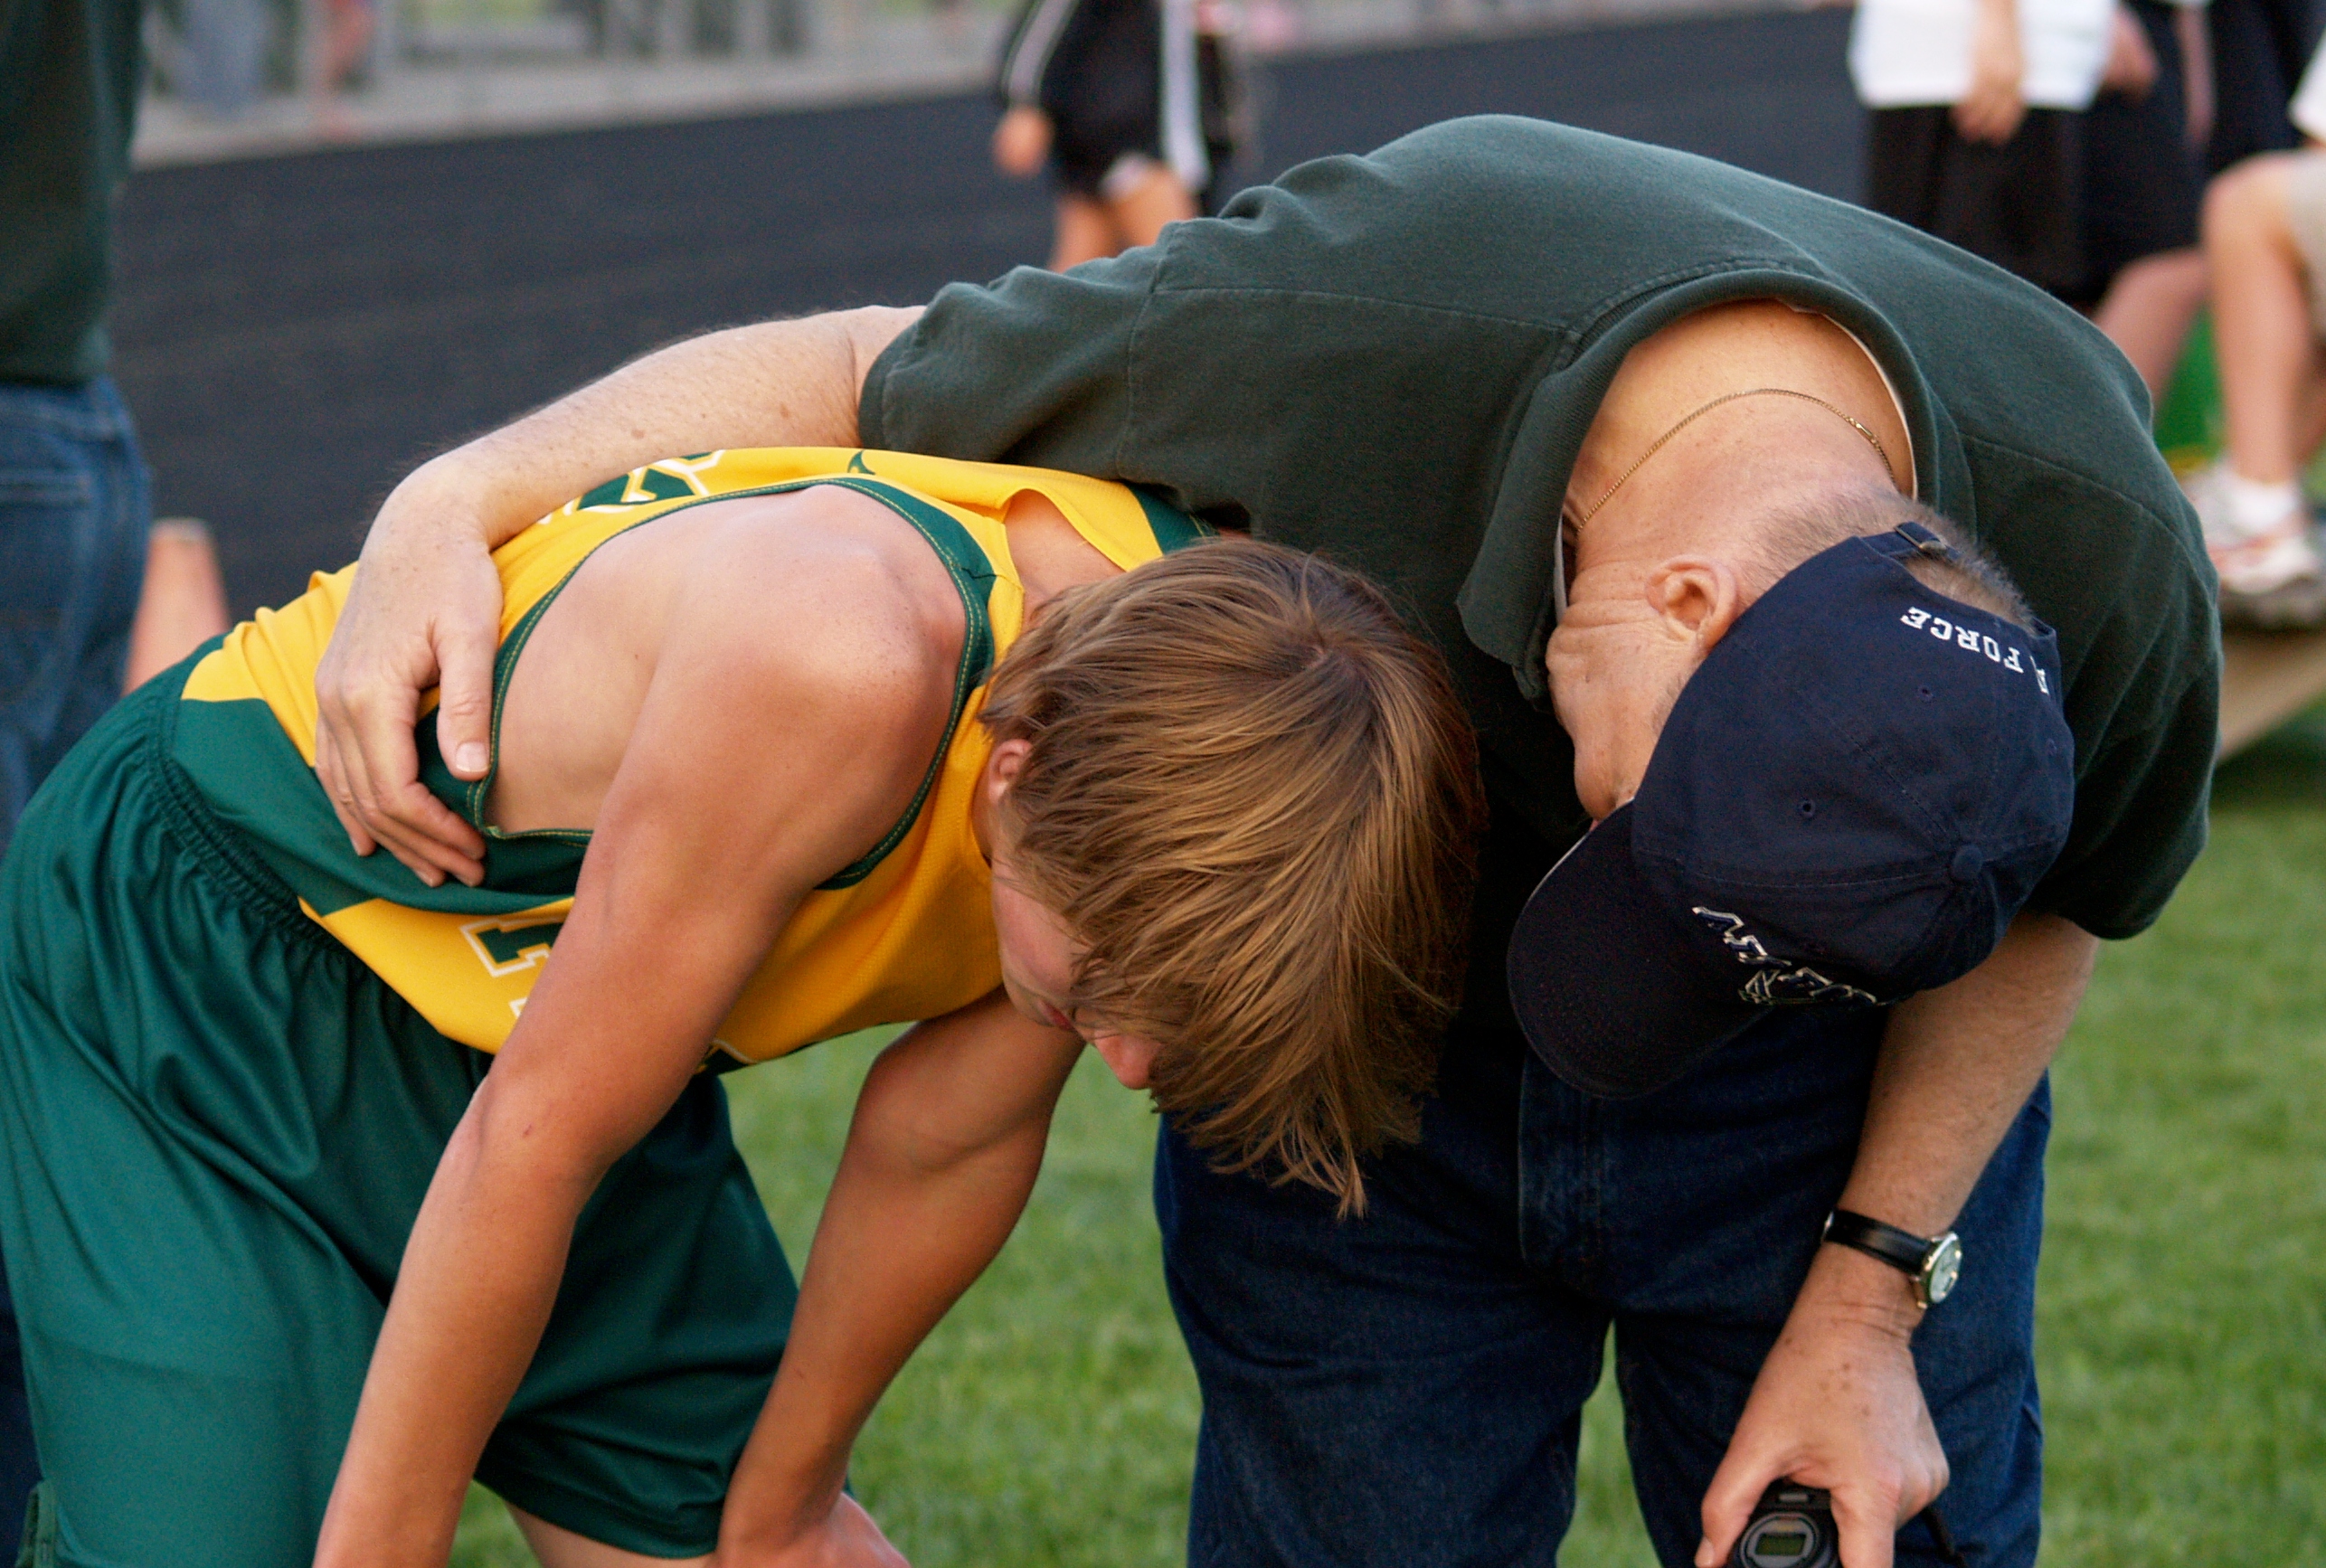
983, 736, 1033, 806
1644, 555, 1746, 653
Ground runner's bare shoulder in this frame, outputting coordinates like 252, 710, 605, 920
494, 481, 969, 888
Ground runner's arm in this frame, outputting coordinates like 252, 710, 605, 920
718, 992, 1085, 1563
312, 530, 950, 1568
313, 305, 921, 891
1694, 910, 2098, 1568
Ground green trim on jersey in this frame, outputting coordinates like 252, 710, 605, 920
423, 475, 1007, 894
170, 462, 1212, 927
1133, 486, 1213, 554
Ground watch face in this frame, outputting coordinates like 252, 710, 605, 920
1921, 1233, 1963, 1306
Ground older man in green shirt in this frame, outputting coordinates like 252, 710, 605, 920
312, 118, 2215, 1568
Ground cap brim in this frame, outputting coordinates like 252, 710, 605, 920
1507, 805, 1766, 1099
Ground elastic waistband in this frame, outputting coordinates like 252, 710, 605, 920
129, 663, 338, 952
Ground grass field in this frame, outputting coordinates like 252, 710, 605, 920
452, 706, 2326, 1568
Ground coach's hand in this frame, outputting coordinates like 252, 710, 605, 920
1694, 1246, 1948, 1568
314, 457, 499, 889
723, 1495, 911, 1568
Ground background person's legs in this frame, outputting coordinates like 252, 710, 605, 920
1101, 156, 1198, 250
2190, 150, 2326, 609
0, 378, 147, 857
2206, 153, 2320, 487
2092, 248, 2210, 401
2201, 0, 2307, 176
314, 0, 378, 137
1050, 194, 1123, 270
1049, 158, 1198, 268
1861, 107, 2086, 297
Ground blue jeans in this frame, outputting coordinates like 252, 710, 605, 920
1156, 1010, 2046, 1568
0, 376, 149, 1554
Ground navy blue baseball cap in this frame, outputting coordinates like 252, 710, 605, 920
1508, 523, 2076, 1099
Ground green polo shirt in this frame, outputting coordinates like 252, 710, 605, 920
863, 117, 2217, 1015
0, 0, 144, 384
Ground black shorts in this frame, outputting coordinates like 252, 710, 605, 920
1865, 105, 2086, 298
1052, 131, 1164, 201
2205, 0, 2309, 175
1041, 0, 1166, 198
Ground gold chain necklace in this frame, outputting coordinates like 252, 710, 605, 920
1575, 387, 1896, 526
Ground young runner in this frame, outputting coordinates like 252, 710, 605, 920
0, 447, 1482, 1568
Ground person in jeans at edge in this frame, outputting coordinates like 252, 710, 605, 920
1, 0, 180, 1544
310, 118, 2218, 1568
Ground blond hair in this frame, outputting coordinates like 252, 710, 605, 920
980, 537, 1483, 1215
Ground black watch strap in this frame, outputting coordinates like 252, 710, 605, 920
1822, 1208, 1962, 1308
1821, 1209, 1930, 1272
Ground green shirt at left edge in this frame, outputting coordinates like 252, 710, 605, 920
0, 0, 143, 384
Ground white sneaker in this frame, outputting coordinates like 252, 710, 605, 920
2183, 463, 2326, 597
2216, 517, 2326, 597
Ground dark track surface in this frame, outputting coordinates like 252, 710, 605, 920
114, 6, 1861, 611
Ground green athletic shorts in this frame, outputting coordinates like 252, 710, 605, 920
0, 663, 798, 1566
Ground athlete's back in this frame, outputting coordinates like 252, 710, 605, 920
492, 476, 1117, 841
488, 480, 968, 843
176, 449, 1209, 1059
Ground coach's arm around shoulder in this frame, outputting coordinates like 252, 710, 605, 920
1694, 909, 2096, 1568
313, 306, 920, 890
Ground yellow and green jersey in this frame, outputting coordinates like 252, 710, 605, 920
172, 449, 1210, 1065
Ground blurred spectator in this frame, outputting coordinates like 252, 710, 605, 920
992, 0, 1243, 268
0, 0, 149, 1543
2204, 0, 2316, 173
178, 0, 271, 116
1853, 0, 2114, 298
2182, 37, 2326, 623
315, 0, 379, 137
1857, 0, 2303, 407
0, 0, 232, 1541
2077, 0, 2210, 401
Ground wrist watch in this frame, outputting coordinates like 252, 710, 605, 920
1821, 1209, 1963, 1309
